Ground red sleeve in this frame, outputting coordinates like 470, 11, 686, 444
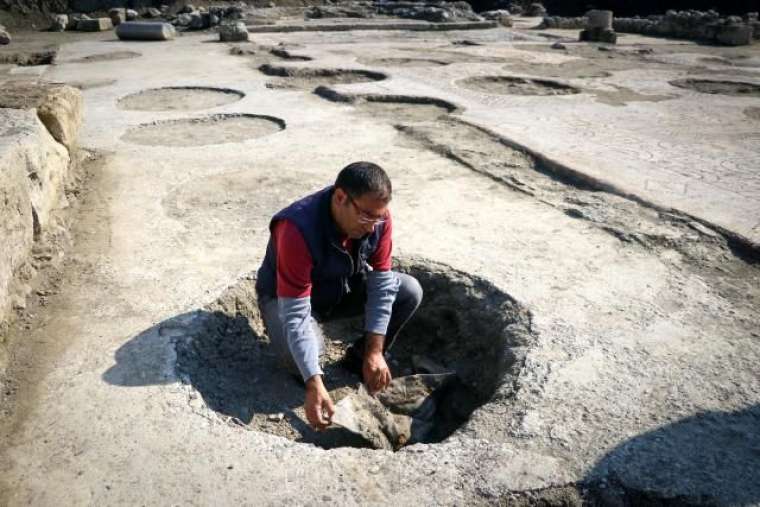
368, 211, 392, 271
274, 220, 313, 298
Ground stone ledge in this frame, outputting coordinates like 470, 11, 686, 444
0, 83, 82, 339
247, 21, 497, 33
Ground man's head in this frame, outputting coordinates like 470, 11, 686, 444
331, 161, 392, 239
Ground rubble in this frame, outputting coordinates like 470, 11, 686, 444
374, 1, 483, 23
526, 2, 546, 17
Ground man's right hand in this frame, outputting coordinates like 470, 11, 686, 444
305, 375, 334, 431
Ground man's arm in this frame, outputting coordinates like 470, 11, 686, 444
363, 215, 399, 393
274, 220, 334, 428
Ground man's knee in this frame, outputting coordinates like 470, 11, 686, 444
395, 272, 423, 309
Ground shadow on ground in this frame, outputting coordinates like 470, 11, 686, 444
584, 404, 760, 505
102, 308, 359, 445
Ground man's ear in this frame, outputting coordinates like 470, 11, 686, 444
334, 187, 348, 204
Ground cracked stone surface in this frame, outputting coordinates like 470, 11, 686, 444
1, 17, 759, 506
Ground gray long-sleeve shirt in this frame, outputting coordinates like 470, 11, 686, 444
279, 270, 400, 381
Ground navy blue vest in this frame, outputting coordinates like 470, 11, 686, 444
256, 186, 385, 316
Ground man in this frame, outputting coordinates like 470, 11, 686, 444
256, 162, 423, 431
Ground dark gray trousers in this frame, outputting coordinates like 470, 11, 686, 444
259, 272, 423, 374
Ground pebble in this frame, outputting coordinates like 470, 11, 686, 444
268, 412, 285, 422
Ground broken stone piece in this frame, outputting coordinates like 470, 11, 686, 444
0, 25, 10, 45
77, 18, 113, 32
109, 8, 126, 26
50, 14, 69, 32
331, 374, 458, 450
126, 9, 139, 21
267, 412, 284, 422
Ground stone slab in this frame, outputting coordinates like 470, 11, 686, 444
77, 18, 113, 32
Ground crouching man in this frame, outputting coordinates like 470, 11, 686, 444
256, 162, 423, 431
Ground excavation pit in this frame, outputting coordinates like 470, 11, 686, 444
669, 79, 760, 97
457, 76, 580, 96
259, 64, 387, 90
121, 113, 285, 147
172, 258, 533, 450
117, 87, 245, 112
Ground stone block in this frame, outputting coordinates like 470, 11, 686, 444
219, 21, 249, 41
580, 27, 617, 44
116, 22, 176, 41
0, 26, 10, 45
0, 109, 71, 327
587, 9, 613, 30
0, 83, 83, 151
715, 24, 753, 45
77, 17, 113, 32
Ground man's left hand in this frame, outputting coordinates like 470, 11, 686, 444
363, 350, 391, 395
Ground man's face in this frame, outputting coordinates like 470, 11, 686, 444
334, 188, 389, 239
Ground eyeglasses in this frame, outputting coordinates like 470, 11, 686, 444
347, 195, 387, 225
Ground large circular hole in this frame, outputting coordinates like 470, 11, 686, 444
457, 75, 580, 96
259, 64, 387, 90
118, 87, 245, 112
172, 257, 534, 451
669, 79, 760, 97
121, 113, 285, 147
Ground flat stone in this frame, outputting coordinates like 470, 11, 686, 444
116, 22, 176, 41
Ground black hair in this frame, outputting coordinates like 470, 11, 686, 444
335, 161, 392, 202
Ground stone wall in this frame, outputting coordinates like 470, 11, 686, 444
539, 10, 757, 46
0, 84, 82, 339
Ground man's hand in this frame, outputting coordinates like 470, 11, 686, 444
305, 375, 334, 431
362, 333, 392, 395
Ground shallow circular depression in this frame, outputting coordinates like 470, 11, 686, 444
121, 113, 285, 147
118, 86, 245, 112
70, 50, 141, 64
172, 257, 534, 450
259, 63, 387, 90
669, 79, 760, 97
358, 57, 450, 68
457, 75, 580, 96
